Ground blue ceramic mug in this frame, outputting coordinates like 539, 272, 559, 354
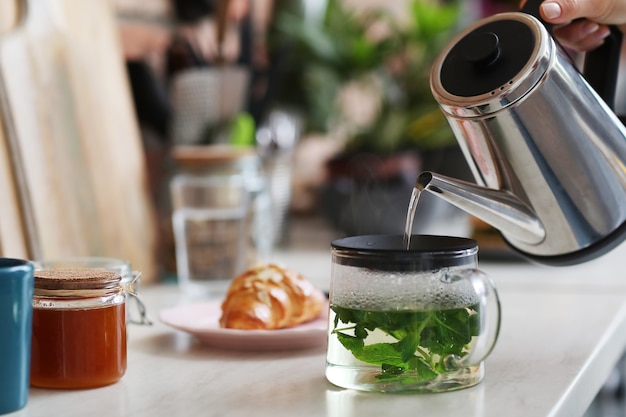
0, 258, 34, 415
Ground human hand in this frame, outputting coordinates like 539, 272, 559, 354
535, 0, 626, 51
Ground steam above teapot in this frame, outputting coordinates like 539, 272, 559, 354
418, 0, 626, 265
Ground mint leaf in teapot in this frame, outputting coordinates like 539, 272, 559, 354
330, 304, 481, 382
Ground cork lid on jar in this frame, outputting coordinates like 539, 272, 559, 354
34, 268, 121, 294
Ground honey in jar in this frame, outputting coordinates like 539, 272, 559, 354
30, 268, 127, 389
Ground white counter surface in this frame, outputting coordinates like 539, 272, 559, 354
9, 229, 626, 417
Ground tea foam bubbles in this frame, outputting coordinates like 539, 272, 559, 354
331, 264, 479, 311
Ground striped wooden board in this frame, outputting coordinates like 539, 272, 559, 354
0, 0, 158, 281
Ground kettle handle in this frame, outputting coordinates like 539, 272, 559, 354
521, 0, 623, 110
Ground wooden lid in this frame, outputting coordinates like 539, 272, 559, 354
35, 268, 121, 292
171, 145, 255, 166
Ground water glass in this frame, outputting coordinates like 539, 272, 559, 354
170, 174, 251, 298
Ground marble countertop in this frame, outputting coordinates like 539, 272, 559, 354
10, 218, 626, 417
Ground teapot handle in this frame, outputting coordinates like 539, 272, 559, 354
521, 0, 623, 110
444, 269, 501, 371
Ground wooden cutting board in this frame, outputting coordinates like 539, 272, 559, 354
0, 0, 158, 281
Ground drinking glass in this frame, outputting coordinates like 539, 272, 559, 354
170, 174, 251, 298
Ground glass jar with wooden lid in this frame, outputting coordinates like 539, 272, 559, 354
30, 268, 127, 389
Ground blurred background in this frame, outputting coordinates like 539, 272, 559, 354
111, 0, 525, 281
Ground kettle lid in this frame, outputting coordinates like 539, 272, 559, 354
432, 13, 552, 113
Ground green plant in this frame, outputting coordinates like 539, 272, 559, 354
273, 0, 461, 154
331, 303, 481, 383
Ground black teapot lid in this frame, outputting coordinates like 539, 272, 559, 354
331, 235, 478, 271
438, 16, 537, 97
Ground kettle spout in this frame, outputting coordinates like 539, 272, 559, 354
417, 172, 546, 245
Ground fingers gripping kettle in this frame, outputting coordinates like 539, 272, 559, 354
418, 0, 626, 265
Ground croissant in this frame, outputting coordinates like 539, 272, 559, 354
219, 263, 326, 330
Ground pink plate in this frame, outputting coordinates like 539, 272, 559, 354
159, 300, 329, 351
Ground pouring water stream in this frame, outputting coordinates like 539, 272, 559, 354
403, 187, 421, 250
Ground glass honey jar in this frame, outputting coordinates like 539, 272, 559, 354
30, 268, 127, 389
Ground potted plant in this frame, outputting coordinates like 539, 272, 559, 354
271, 0, 473, 235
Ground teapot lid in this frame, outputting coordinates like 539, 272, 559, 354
331, 235, 478, 271
431, 12, 552, 115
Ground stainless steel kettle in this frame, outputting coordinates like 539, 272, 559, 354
418, 0, 626, 265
